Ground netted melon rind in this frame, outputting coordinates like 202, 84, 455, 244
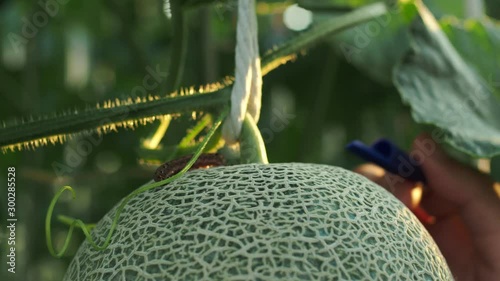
64, 163, 453, 281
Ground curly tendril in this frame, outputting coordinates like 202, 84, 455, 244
45, 107, 229, 257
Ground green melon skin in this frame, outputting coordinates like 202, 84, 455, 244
64, 163, 453, 281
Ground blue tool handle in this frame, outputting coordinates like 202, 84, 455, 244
346, 139, 427, 183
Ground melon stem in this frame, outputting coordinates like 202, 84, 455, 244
240, 113, 269, 164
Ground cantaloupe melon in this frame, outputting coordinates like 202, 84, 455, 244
64, 163, 453, 280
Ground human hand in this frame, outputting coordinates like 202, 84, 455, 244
354, 134, 500, 281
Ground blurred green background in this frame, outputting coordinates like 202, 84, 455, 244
0, 0, 497, 280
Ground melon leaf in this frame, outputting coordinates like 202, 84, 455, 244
440, 16, 500, 100
331, 4, 412, 85
393, 1, 500, 158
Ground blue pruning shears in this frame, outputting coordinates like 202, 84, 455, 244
346, 139, 427, 183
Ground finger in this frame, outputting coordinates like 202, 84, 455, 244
412, 133, 500, 237
353, 164, 386, 186
354, 164, 416, 208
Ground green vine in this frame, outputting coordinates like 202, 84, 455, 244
45, 107, 229, 257
178, 114, 213, 149
163, 114, 218, 161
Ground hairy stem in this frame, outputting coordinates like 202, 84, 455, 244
1, 3, 387, 151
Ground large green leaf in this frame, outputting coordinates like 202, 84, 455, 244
309, 0, 470, 85
320, 0, 472, 86
330, 3, 413, 84
440, 16, 500, 99
394, 1, 500, 158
